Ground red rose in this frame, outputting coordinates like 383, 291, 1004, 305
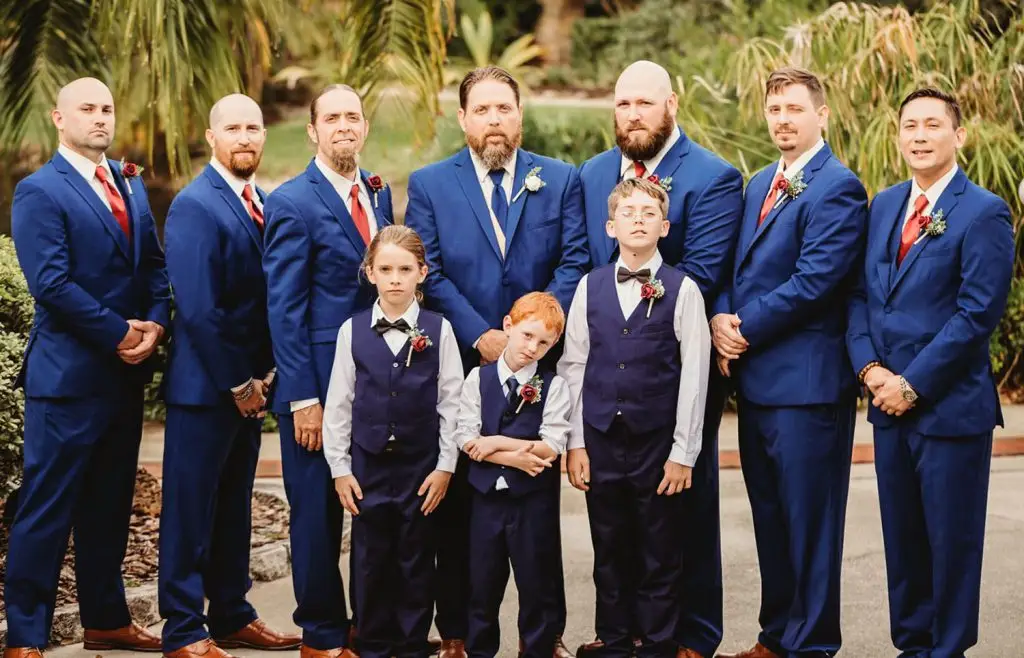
411, 335, 429, 352
367, 174, 384, 191
775, 177, 789, 191
520, 384, 537, 402
122, 162, 140, 177
640, 282, 656, 299
647, 174, 660, 185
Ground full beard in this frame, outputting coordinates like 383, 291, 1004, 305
467, 128, 522, 171
616, 108, 675, 162
229, 150, 262, 178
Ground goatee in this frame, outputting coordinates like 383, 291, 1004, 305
467, 128, 522, 171
616, 107, 675, 162
329, 151, 358, 177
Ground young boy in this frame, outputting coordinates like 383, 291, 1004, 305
559, 177, 711, 658
455, 292, 572, 658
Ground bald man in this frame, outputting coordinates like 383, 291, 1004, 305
574, 61, 744, 658
5, 77, 171, 656
157, 94, 300, 658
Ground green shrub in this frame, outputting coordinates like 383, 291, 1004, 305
0, 235, 32, 501
521, 110, 613, 166
991, 275, 1024, 395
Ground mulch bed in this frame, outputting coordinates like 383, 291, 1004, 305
0, 469, 289, 620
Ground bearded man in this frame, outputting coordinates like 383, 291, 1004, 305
404, 66, 588, 658
574, 60, 744, 658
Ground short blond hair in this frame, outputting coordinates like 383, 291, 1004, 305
607, 177, 669, 219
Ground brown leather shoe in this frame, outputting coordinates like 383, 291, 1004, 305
214, 619, 301, 650
553, 635, 575, 658
3, 649, 45, 658
437, 639, 467, 658
714, 643, 780, 658
84, 623, 162, 652
163, 639, 234, 658
677, 648, 706, 658
298, 646, 358, 658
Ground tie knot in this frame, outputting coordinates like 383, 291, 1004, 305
242, 184, 254, 201
349, 183, 361, 200
914, 194, 929, 214
633, 161, 647, 178
373, 317, 411, 335
95, 165, 109, 183
488, 169, 505, 187
506, 376, 518, 394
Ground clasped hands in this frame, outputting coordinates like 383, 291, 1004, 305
116, 319, 164, 365
234, 371, 275, 420
863, 365, 915, 416
711, 313, 747, 377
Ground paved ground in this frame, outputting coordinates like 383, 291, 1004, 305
48, 457, 1024, 658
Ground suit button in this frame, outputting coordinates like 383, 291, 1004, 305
390, 391, 397, 397
616, 398, 624, 403
622, 328, 630, 335
389, 422, 396, 429
502, 276, 510, 286
618, 363, 626, 370
883, 304, 892, 313
392, 362, 399, 368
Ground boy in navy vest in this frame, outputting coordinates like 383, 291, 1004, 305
559, 178, 711, 658
454, 292, 572, 658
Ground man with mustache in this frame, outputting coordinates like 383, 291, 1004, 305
574, 59, 744, 658
5, 76, 170, 657
712, 68, 867, 658
263, 84, 394, 658
159, 93, 300, 658
404, 66, 588, 658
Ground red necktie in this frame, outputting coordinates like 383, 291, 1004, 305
897, 194, 930, 266
633, 160, 647, 179
758, 173, 787, 226
94, 166, 131, 239
349, 184, 371, 246
242, 184, 264, 229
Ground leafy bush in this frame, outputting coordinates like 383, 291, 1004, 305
0, 235, 32, 501
521, 110, 613, 166
991, 276, 1024, 397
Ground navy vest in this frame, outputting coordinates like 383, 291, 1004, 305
582, 264, 684, 434
467, 364, 558, 497
350, 309, 442, 455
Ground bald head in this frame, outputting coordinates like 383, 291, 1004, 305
205, 94, 266, 179
613, 61, 678, 163
56, 77, 113, 112
209, 93, 263, 130
615, 61, 673, 101
52, 77, 115, 161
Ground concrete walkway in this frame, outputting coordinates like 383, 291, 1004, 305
49, 458, 1024, 658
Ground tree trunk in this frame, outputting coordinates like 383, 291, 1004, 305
535, 0, 586, 66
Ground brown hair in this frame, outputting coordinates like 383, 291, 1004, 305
310, 83, 362, 124
899, 87, 962, 129
607, 177, 669, 219
765, 67, 826, 108
458, 66, 521, 110
507, 292, 566, 338
362, 225, 428, 303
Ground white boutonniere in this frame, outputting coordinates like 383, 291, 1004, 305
511, 167, 545, 202
922, 209, 946, 238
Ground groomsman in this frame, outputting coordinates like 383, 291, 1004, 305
576, 60, 743, 658
405, 66, 588, 658
847, 88, 1013, 658
5, 77, 169, 656
263, 84, 394, 658
159, 94, 301, 658
711, 68, 867, 658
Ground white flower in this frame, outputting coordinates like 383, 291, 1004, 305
512, 166, 546, 202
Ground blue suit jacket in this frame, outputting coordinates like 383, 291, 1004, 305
847, 169, 1013, 435
405, 147, 588, 364
263, 160, 394, 413
578, 127, 744, 304
715, 144, 868, 406
11, 152, 171, 398
163, 165, 274, 406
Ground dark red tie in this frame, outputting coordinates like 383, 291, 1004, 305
349, 184, 371, 245
633, 160, 647, 179
758, 173, 787, 226
242, 184, 264, 229
897, 194, 930, 266
94, 166, 130, 239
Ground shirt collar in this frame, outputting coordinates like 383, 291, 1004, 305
59, 143, 112, 182
315, 155, 366, 198
496, 349, 537, 386
469, 148, 517, 185
910, 163, 959, 214
774, 137, 826, 181
615, 249, 664, 278
209, 157, 256, 199
619, 125, 680, 178
371, 298, 421, 326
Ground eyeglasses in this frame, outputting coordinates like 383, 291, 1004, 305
613, 209, 663, 223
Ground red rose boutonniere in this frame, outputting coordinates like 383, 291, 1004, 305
366, 174, 386, 208
119, 158, 144, 194
647, 174, 673, 192
516, 374, 545, 413
404, 324, 433, 366
640, 279, 665, 318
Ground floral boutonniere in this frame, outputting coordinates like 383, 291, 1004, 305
779, 171, 807, 201
922, 208, 946, 238
119, 158, 144, 194
404, 324, 433, 366
647, 174, 673, 193
640, 279, 665, 318
511, 166, 545, 202
516, 374, 544, 413
366, 174, 386, 208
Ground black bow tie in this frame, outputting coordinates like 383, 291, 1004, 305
617, 267, 652, 284
373, 317, 411, 335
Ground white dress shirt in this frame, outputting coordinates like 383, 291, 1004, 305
763, 137, 827, 211
557, 250, 711, 466
58, 144, 115, 211
210, 157, 262, 214
903, 163, 958, 239
322, 299, 464, 478
619, 126, 681, 180
453, 351, 572, 490
469, 149, 516, 256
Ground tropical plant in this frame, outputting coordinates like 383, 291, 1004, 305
445, 9, 545, 87
0, 235, 32, 501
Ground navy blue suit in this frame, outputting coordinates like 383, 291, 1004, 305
847, 169, 1013, 658
405, 147, 588, 639
158, 165, 273, 650
5, 152, 170, 647
578, 130, 743, 655
263, 160, 393, 649
715, 144, 867, 656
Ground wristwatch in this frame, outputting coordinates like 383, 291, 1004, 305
898, 376, 918, 404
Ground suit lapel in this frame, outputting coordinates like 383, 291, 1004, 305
503, 149, 534, 251
650, 128, 691, 183
736, 170, 773, 269
206, 165, 263, 254
595, 149, 622, 264
108, 161, 143, 271
888, 169, 966, 299
306, 160, 367, 253
454, 148, 503, 261
55, 153, 131, 262
359, 169, 393, 231
876, 183, 912, 298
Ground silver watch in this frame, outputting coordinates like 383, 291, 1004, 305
898, 376, 918, 403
